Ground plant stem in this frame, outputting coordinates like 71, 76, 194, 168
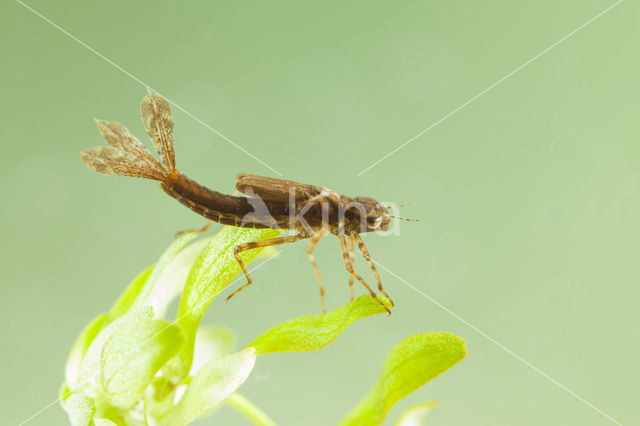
226, 393, 277, 426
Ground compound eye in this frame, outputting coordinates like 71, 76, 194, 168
368, 216, 383, 229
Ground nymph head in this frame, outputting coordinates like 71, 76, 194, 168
345, 196, 392, 233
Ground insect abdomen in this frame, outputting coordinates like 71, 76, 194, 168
161, 170, 290, 229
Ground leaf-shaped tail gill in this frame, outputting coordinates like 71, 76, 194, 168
81, 120, 167, 181
141, 88, 176, 171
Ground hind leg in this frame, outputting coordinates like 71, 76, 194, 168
174, 221, 213, 237
227, 232, 309, 301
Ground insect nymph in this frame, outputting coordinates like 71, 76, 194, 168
82, 90, 402, 313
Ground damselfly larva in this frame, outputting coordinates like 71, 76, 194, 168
81, 90, 409, 313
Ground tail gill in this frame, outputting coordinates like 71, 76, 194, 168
81, 120, 167, 181
81, 89, 176, 181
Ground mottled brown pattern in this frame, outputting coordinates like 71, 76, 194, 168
81, 144, 165, 180
141, 88, 175, 171
95, 120, 164, 173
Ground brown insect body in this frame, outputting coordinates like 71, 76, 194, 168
81, 89, 395, 313
162, 170, 292, 229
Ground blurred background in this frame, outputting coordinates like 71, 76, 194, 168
1, 1, 638, 425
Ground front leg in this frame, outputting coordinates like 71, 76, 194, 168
337, 225, 390, 314
352, 233, 394, 306
347, 234, 355, 301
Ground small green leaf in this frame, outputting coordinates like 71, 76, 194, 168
127, 232, 199, 313
108, 265, 153, 319
394, 402, 437, 426
65, 313, 110, 388
146, 376, 179, 421
77, 307, 154, 391
340, 332, 466, 426
147, 237, 212, 317
165, 226, 282, 381
63, 393, 95, 426
167, 347, 257, 425
249, 295, 391, 355
101, 319, 184, 408
191, 325, 236, 374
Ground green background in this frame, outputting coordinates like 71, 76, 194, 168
1, 1, 638, 425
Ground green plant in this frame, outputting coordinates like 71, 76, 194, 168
61, 226, 466, 425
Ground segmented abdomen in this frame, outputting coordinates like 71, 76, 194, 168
161, 170, 291, 229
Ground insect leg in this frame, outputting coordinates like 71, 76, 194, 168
352, 233, 394, 307
306, 227, 327, 313
347, 234, 355, 301
338, 229, 390, 314
174, 221, 213, 238
227, 233, 308, 302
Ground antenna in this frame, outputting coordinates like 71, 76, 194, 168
388, 215, 420, 222
383, 202, 412, 209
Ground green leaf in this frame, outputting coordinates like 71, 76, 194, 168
109, 232, 199, 321
127, 232, 199, 313
191, 325, 236, 374
101, 319, 184, 408
146, 376, 179, 421
63, 393, 95, 426
249, 295, 391, 355
394, 402, 437, 426
165, 226, 282, 381
77, 307, 154, 392
147, 237, 212, 317
108, 265, 153, 320
340, 332, 466, 426
65, 313, 110, 388
167, 347, 257, 425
